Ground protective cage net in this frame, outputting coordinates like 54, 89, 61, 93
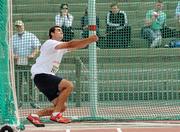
1, 0, 180, 125
0, 0, 18, 126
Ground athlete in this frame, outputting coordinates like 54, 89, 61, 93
27, 25, 98, 127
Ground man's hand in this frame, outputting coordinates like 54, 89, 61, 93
89, 34, 99, 42
14, 55, 19, 60
28, 55, 35, 59
152, 12, 159, 20
153, 12, 159, 18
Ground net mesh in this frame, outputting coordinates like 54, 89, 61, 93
0, 0, 18, 125
1, 0, 180, 125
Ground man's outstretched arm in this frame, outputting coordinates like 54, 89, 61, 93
55, 35, 98, 50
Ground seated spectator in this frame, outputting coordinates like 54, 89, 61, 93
176, 1, 180, 24
142, 0, 166, 48
55, 3, 74, 41
105, 3, 131, 48
176, 1, 180, 36
81, 8, 100, 39
13, 20, 41, 108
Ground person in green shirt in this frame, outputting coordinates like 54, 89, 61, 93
143, 0, 166, 48
176, 1, 180, 32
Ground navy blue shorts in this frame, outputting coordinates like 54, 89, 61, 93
34, 73, 63, 101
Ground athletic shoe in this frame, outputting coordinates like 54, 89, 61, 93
50, 113, 71, 124
27, 114, 45, 127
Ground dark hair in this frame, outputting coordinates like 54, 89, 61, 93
60, 3, 68, 10
49, 25, 61, 39
60, 3, 69, 17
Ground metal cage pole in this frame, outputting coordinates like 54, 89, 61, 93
88, 0, 98, 117
8, 0, 21, 127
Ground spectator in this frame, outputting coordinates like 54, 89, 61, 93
176, 1, 180, 36
106, 3, 131, 48
143, 0, 166, 48
55, 3, 74, 41
13, 20, 40, 61
81, 8, 100, 39
13, 20, 41, 108
176, 1, 180, 23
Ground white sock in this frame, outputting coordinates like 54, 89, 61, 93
52, 112, 61, 116
31, 114, 39, 118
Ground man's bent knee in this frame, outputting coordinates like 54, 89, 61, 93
59, 79, 74, 92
